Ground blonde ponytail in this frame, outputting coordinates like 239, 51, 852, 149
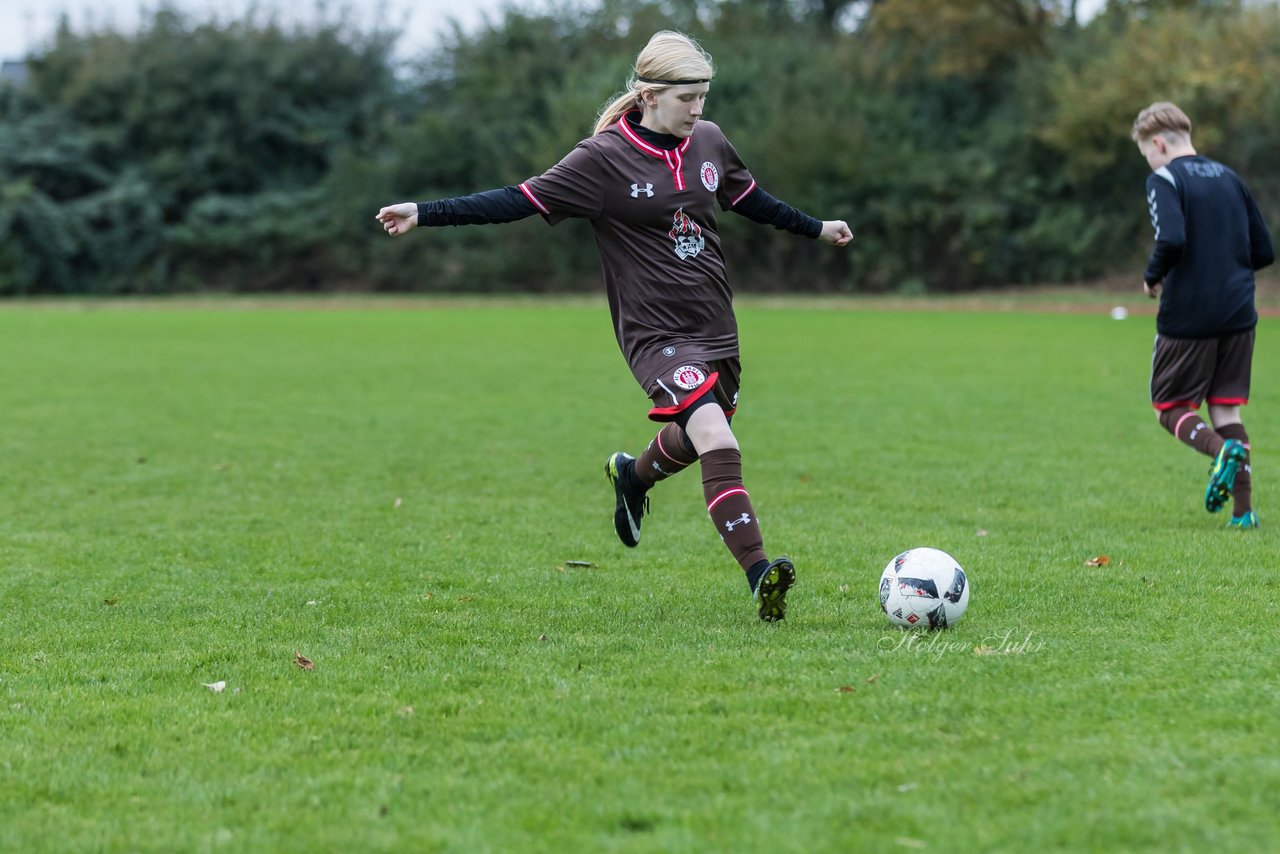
594, 91, 643, 136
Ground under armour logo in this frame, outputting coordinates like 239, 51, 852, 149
724, 513, 752, 531
631, 182, 654, 198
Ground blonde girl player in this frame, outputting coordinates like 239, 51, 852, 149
377, 31, 852, 620
1133, 102, 1274, 527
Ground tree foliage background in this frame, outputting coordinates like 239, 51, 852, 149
1, 0, 1277, 294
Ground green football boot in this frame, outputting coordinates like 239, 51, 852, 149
753, 557, 796, 623
1227, 510, 1259, 529
1205, 439, 1248, 513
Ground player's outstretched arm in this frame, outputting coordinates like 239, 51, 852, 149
819, 220, 853, 247
375, 203, 418, 237
377, 189, 541, 233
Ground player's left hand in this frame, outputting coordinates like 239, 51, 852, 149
819, 220, 853, 247
1143, 279, 1162, 299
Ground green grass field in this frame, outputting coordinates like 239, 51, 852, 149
2, 300, 1277, 852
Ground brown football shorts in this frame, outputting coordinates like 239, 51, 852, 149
1150, 328, 1254, 411
644, 355, 741, 422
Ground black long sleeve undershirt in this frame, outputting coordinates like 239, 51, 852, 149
416, 187, 536, 227
732, 187, 822, 238
414, 117, 825, 239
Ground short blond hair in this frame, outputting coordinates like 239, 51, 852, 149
1131, 102, 1192, 142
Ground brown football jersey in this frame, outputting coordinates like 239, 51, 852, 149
519, 114, 757, 390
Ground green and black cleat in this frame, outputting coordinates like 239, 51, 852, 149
753, 557, 796, 622
1205, 439, 1249, 513
605, 451, 649, 548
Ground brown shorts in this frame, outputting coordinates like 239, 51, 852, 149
1150, 328, 1254, 411
645, 356, 741, 422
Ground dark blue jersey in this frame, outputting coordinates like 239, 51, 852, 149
1143, 155, 1274, 338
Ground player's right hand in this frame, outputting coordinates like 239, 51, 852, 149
376, 203, 418, 236
819, 220, 853, 247
1143, 279, 1162, 299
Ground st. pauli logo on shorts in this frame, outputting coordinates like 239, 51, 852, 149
668, 208, 705, 260
672, 365, 706, 390
700, 162, 719, 192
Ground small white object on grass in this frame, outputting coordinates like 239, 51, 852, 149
1110, 306, 1129, 320
202, 681, 227, 693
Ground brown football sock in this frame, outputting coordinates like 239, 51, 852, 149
700, 448, 767, 575
1159, 406, 1224, 458
634, 422, 699, 488
1216, 422, 1252, 515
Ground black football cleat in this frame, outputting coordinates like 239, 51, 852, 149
605, 451, 649, 548
753, 557, 796, 622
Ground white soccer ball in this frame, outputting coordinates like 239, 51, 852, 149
878, 547, 970, 629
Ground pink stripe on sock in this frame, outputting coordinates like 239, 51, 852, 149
1173, 411, 1199, 437
707, 487, 747, 512
656, 431, 680, 463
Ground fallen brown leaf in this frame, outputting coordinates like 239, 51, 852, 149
1084, 555, 1111, 567
865, 673, 880, 684
103, 597, 120, 606
837, 685, 855, 694
294, 651, 314, 671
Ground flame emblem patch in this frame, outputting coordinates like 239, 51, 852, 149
668, 208, 705, 260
